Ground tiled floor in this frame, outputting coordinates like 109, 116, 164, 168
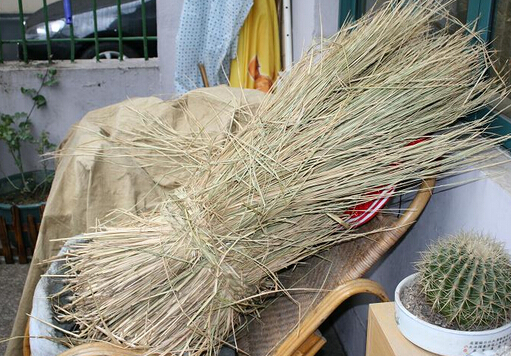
0, 262, 30, 356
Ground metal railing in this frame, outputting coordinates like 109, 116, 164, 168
0, 0, 157, 63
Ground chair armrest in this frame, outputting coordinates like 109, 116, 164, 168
276, 278, 389, 356
58, 343, 143, 356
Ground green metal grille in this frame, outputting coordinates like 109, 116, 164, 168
0, 0, 156, 63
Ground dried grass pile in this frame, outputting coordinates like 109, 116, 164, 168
50, 1, 507, 355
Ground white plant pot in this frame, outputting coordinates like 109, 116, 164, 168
394, 273, 511, 356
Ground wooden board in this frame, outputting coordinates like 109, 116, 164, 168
0, 217, 14, 264
366, 302, 439, 356
11, 206, 28, 264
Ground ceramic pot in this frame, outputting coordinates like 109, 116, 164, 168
394, 273, 511, 356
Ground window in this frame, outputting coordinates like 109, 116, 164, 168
338, 0, 511, 151
0, 0, 157, 63
491, 0, 511, 97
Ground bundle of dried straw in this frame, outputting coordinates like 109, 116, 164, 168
50, 1, 507, 355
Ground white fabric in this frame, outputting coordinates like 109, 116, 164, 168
30, 241, 77, 356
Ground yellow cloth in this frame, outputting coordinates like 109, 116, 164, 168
230, 0, 281, 92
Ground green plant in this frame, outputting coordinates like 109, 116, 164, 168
0, 68, 57, 196
416, 231, 511, 330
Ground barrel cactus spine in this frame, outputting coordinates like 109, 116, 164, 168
415, 231, 511, 330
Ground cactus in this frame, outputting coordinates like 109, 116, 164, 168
416, 231, 511, 330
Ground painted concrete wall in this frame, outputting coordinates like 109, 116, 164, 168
291, 0, 315, 62
314, 0, 340, 39
333, 152, 511, 356
0, 59, 160, 175
291, 0, 339, 62
156, 0, 183, 94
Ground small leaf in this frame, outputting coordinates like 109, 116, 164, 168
14, 112, 27, 120
36, 73, 44, 79
33, 95, 47, 108
48, 68, 57, 76
1, 114, 14, 125
37, 130, 56, 154
20, 87, 36, 97
43, 78, 58, 87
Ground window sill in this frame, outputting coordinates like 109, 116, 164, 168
0, 57, 159, 71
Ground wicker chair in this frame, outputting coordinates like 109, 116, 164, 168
24, 178, 435, 356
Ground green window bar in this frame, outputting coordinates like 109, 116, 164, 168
0, 0, 157, 63
141, 0, 148, 60
42, 0, 52, 62
92, 0, 100, 62
67, 0, 76, 62
116, 0, 124, 61
0, 19, 4, 62
17, 0, 28, 63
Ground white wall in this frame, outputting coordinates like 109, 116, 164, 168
333, 153, 511, 356
291, 0, 315, 62
0, 59, 160, 175
291, 0, 339, 62
156, 0, 183, 94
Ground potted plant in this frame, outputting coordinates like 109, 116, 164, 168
394, 231, 511, 356
0, 68, 57, 263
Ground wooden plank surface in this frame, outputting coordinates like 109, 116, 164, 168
366, 302, 439, 356
27, 215, 38, 249
11, 206, 28, 264
0, 217, 14, 264
293, 331, 326, 356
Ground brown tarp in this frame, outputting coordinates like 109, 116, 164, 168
6, 86, 265, 356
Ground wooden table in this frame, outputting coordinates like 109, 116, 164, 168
366, 302, 440, 356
